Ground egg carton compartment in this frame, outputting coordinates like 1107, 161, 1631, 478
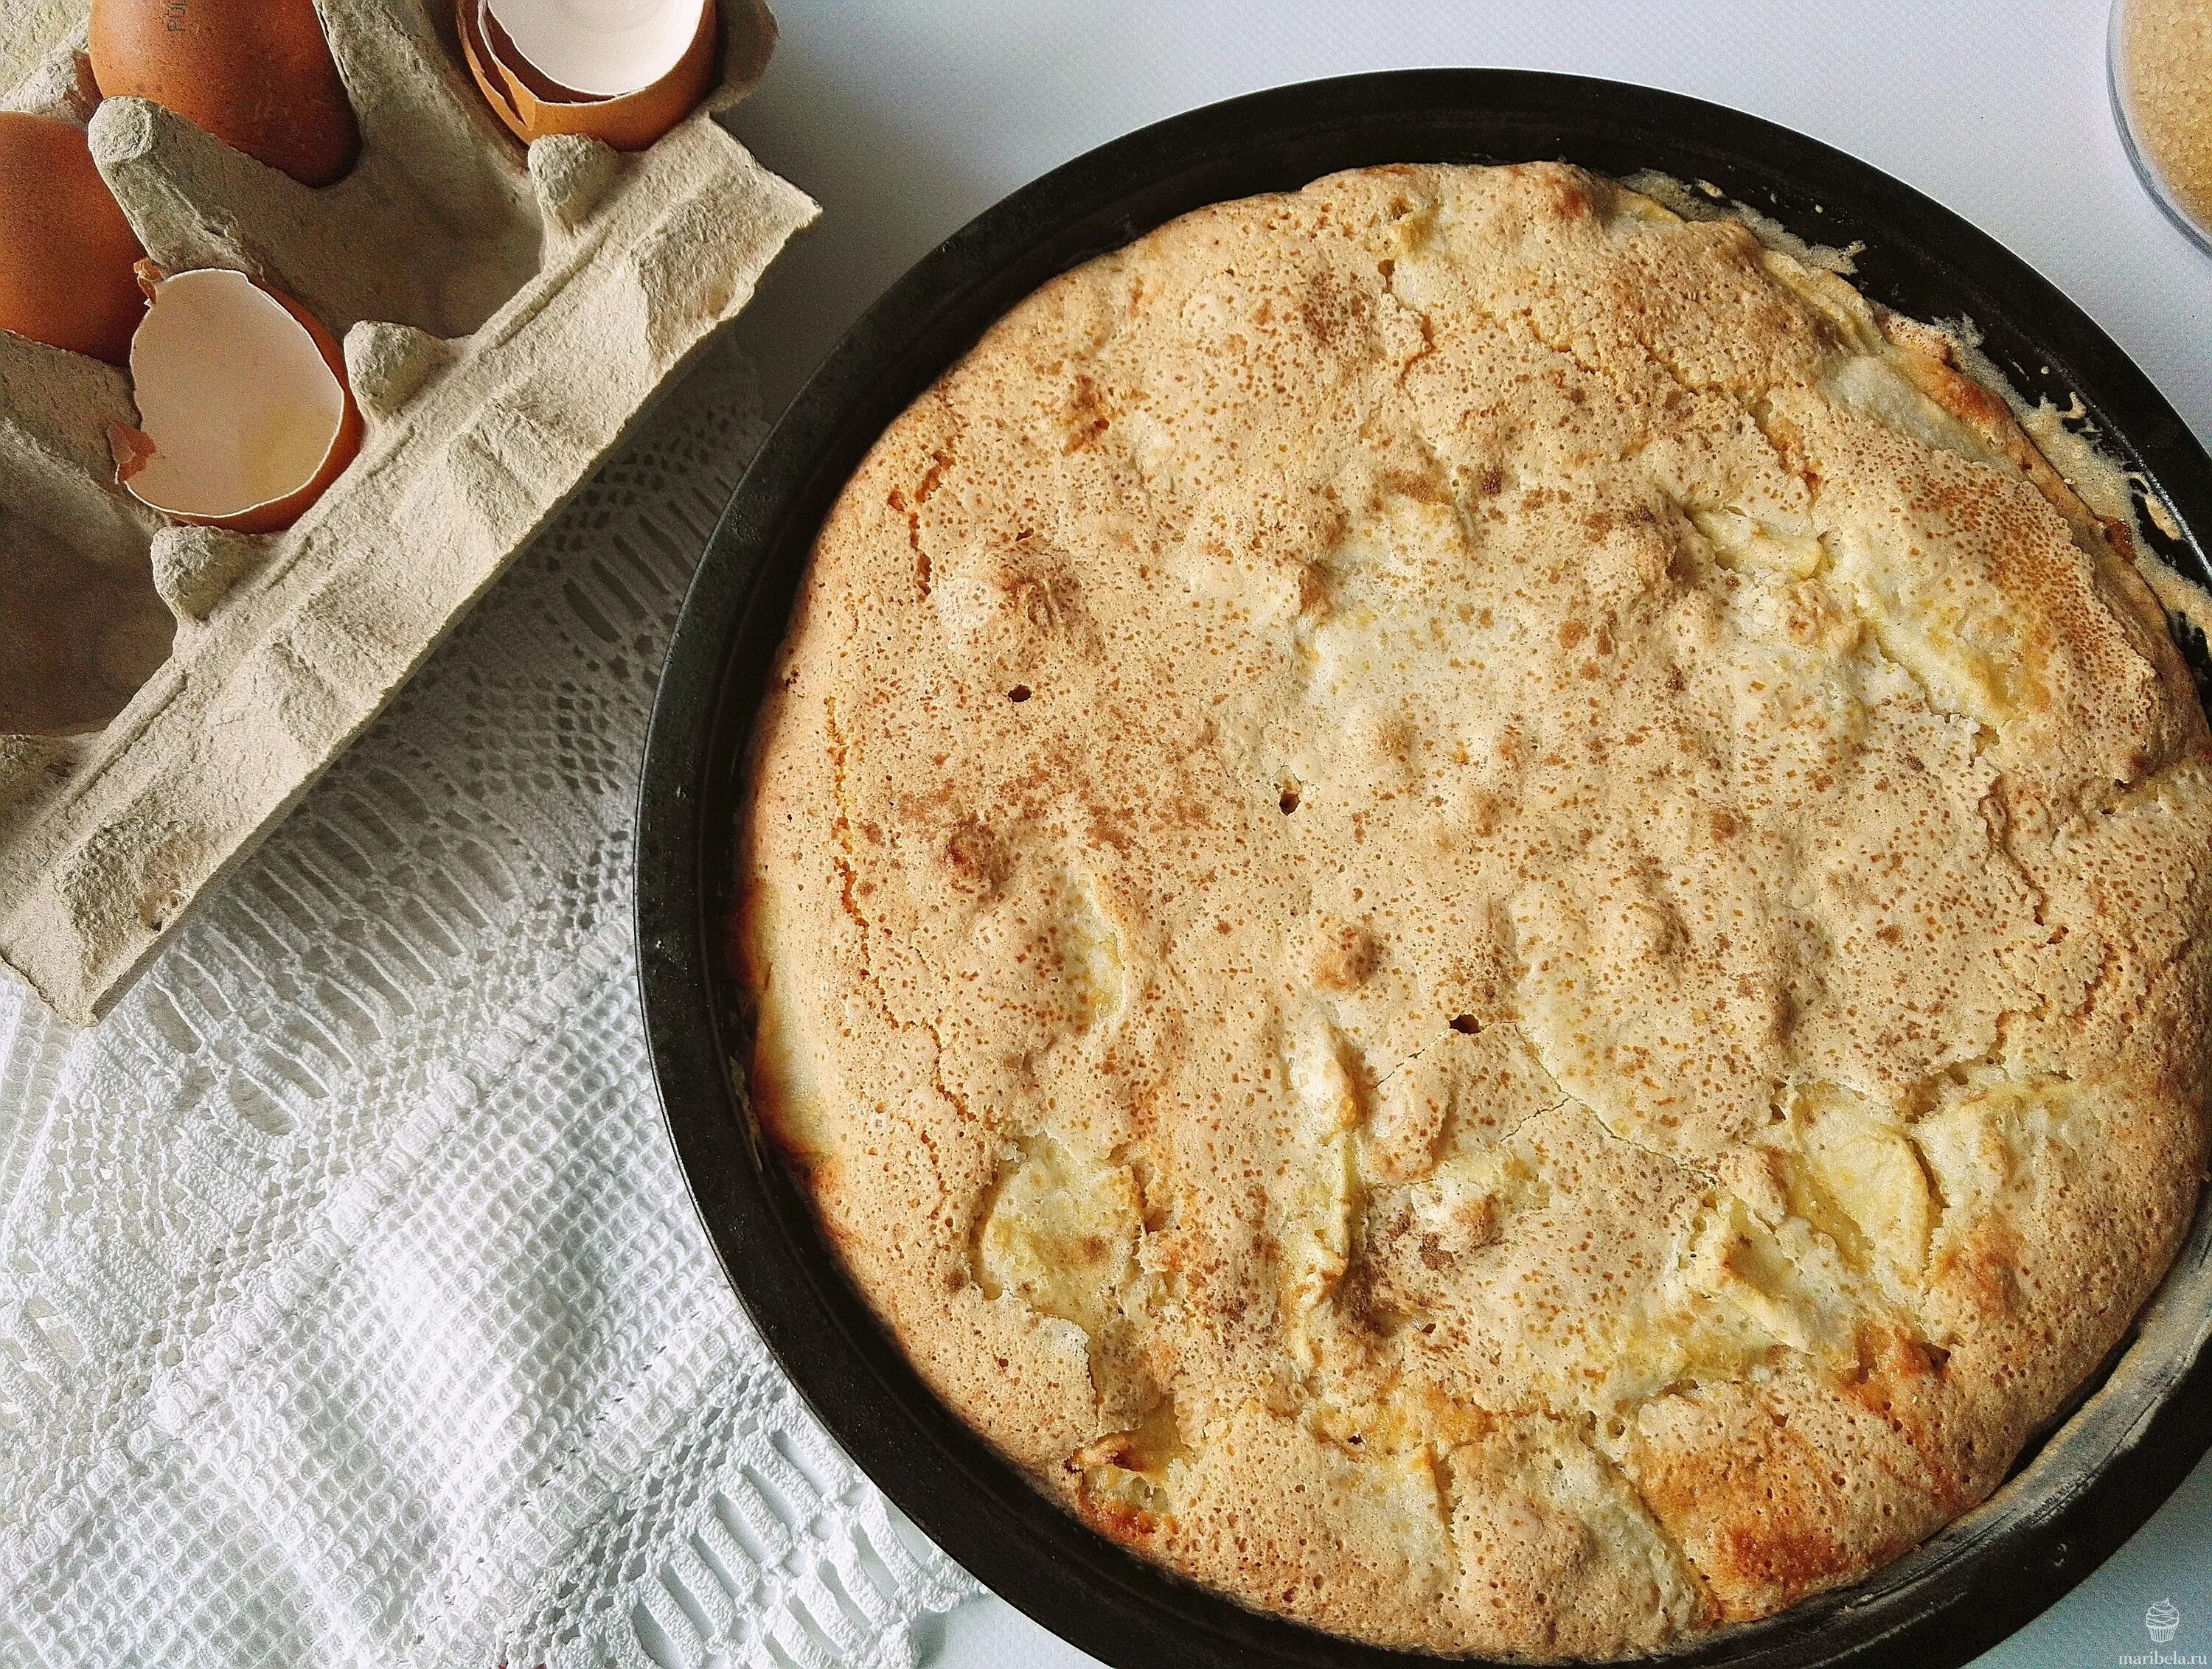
0, 0, 817, 1022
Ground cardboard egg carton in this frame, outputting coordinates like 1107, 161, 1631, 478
0, 0, 816, 1022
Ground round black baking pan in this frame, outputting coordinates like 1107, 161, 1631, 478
638, 69, 2212, 1668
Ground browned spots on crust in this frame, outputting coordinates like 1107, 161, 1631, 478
1331, 1244, 1405, 1337
887, 484, 931, 596
1934, 1221, 2024, 1320
1087, 801, 1136, 854
1300, 268, 1377, 356
1074, 1488, 1162, 1543
994, 562, 1065, 635
1930, 356, 2011, 436
1065, 374, 1113, 454
1382, 466, 1447, 505
1635, 1402, 1912, 1620
1310, 919, 1382, 991
1463, 789, 1502, 838
1708, 1520, 1860, 1619
1522, 164, 1595, 221
942, 816, 1010, 896
916, 447, 952, 503
1753, 405, 1818, 495
1394, 306, 1437, 383
1843, 1325, 1972, 1509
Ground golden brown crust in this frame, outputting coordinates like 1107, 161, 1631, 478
737, 163, 2212, 1658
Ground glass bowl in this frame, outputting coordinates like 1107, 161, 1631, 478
2111, 0, 2212, 257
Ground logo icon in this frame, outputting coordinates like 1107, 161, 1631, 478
2149, 1598, 2182, 1643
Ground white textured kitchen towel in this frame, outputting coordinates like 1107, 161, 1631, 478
0, 342, 975, 1669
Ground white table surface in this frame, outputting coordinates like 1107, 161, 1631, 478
718, 3, 2212, 1664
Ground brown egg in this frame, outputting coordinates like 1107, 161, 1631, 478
0, 113, 147, 365
90, 0, 361, 188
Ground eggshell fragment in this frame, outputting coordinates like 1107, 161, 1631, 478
0, 113, 147, 364
89, 0, 362, 188
115, 267, 363, 534
462, 0, 716, 152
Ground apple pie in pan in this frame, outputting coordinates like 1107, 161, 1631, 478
736, 163, 2212, 1658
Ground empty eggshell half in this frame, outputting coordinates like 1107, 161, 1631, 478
487, 0, 700, 97
462, 0, 717, 151
114, 267, 363, 535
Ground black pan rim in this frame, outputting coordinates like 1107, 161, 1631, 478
637, 67, 2212, 1669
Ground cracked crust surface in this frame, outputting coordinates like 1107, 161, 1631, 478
735, 164, 2212, 1658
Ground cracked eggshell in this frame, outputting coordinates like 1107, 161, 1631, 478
0, 111, 146, 364
89, 0, 361, 187
463, 0, 717, 151
114, 266, 362, 534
